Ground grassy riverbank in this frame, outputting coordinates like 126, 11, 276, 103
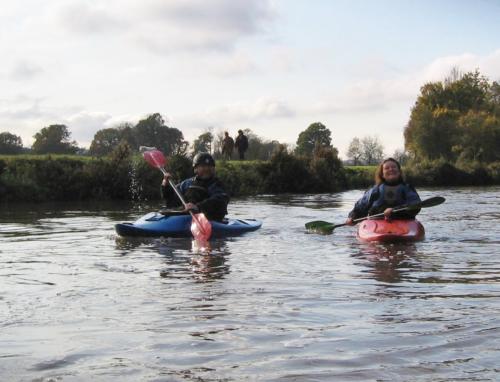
0, 154, 498, 202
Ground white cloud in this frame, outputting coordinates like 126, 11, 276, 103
203, 97, 295, 123
9, 61, 44, 81
54, 0, 276, 54
56, 2, 124, 35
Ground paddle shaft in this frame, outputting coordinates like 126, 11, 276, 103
158, 166, 202, 222
334, 204, 417, 229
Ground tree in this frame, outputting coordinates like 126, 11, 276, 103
32, 124, 78, 154
295, 122, 332, 156
404, 70, 495, 162
192, 131, 214, 156
212, 130, 226, 159
361, 136, 384, 165
89, 123, 135, 156
239, 129, 281, 160
133, 113, 188, 156
455, 111, 500, 163
392, 149, 409, 165
0, 132, 24, 154
346, 137, 363, 165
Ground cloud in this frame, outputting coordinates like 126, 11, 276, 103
306, 49, 500, 116
420, 49, 500, 82
203, 97, 295, 123
56, 2, 124, 34
9, 61, 44, 81
55, 0, 276, 54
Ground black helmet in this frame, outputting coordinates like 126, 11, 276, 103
193, 152, 215, 168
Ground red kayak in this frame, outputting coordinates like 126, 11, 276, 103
357, 219, 425, 243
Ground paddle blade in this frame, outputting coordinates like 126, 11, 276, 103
191, 213, 212, 241
305, 220, 335, 234
143, 149, 166, 169
420, 196, 446, 208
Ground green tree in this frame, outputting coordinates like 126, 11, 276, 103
192, 131, 213, 155
32, 124, 78, 154
0, 132, 24, 154
404, 70, 495, 162
455, 111, 500, 163
392, 149, 409, 165
346, 137, 363, 165
241, 129, 281, 160
295, 122, 332, 156
361, 136, 384, 165
89, 123, 135, 156
133, 113, 188, 156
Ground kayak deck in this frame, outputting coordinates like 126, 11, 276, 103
357, 219, 425, 243
115, 212, 262, 238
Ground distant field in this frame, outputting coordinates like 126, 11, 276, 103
345, 165, 377, 171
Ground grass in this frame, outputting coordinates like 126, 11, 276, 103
0, 154, 95, 161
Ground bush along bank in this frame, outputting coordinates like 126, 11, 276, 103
404, 159, 500, 186
1, 151, 499, 203
0, 146, 347, 202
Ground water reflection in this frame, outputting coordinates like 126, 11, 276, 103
353, 243, 420, 283
115, 236, 231, 281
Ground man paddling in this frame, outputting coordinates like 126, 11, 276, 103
161, 153, 229, 222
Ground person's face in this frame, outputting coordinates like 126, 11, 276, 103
382, 161, 400, 183
195, 165, 215, 179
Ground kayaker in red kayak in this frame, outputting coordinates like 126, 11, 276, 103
161, 153, 229, 222
346, 158, 421, 225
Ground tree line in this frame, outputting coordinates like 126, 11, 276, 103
2, 69, 499, 168
1, 114, 339, 161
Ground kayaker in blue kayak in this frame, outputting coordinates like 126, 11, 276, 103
346, 158, 421, 225
161, 153, 229, 222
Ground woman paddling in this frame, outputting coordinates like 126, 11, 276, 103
346, 158, 421, 225
161, 153, 229, 222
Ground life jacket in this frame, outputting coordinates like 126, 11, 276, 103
368, 183, 408, 215
184, 177, 213, 204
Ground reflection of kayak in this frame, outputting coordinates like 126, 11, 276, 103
115, 212, 262, 238
357, 219, 425, 243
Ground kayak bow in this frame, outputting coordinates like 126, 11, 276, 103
115, 212, 262, 238
357, 219, 425, 243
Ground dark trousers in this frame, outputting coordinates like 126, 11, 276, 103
238, 150, 245, 160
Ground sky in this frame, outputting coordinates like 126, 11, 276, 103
1, 0, 500, 158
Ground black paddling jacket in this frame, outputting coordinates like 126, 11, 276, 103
161, 176, 229, 221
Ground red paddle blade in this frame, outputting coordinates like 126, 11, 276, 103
191, 213, 212, 241
143, 149, 166, 168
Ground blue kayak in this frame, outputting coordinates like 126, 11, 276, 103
115, 212, 262, 238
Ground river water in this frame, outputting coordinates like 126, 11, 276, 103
1, 187, 499, 381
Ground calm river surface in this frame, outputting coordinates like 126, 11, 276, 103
1, 187, 499, 381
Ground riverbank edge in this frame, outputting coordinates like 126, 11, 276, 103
1, 155, 499, 202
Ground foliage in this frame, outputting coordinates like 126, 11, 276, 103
295, 122, 332, 156
344, 166, 376, 189
308, 145, 345, 192
0, 132, 24, 154
346, 137, 363, 165
32, 124, 78, 154
192, 131, 213, 156
89, 113, 188, 157
132, 113, 188, 156
243, 129, 281, 160
212, 129, 282, 161
404, 70, 499, 163
360, 136, 384, 165
259, 145, 313, 193
89, 123, 135, 156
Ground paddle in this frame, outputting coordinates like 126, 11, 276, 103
305, 196, 446, 234
142, 148, 212, 241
